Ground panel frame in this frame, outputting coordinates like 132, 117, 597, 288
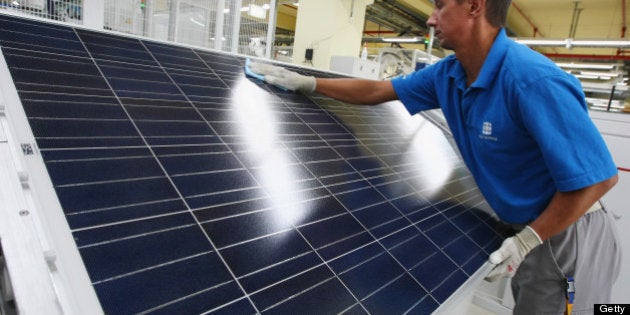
0, 40, 103, 314
0, 11, 503, 314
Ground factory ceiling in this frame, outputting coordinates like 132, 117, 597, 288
279, 0, 630, 60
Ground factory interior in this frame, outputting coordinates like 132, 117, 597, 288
0, 0, 629, 314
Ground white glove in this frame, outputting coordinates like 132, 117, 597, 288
485, 226, 542, 282
248, 61, 316, 93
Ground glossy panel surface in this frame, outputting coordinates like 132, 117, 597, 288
0, 14, 509, 314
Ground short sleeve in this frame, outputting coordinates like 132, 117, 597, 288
391, 64, 441, 115
516, 74, 617, 191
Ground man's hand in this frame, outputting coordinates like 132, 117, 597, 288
485, 226, 543, 282
248, 61, 316, 93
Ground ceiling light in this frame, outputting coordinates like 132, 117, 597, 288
556, 62, 616, 70
514, 39, 566, 46
514, 38, 630, 48
381, 37, 421, 43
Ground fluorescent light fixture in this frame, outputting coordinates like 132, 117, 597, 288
579, 71, 620, 77
515, 39, 566, 46
574, 74, 613, 80
248, 4, 267, 19
514, 38, 630, 48
381, 37, 421, 43
556, 62, 615, 70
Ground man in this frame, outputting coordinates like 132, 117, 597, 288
249, 0, 621, 313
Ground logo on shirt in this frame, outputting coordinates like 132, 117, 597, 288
482, 122, 492, 136
480, 121, 498, 141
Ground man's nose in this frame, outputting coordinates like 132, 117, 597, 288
426, 12, 437, 28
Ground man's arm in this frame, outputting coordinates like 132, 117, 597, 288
314, 78, 399, 105
485, 174, 618, 282
531, 174, 618, 241
248, 61, 399, 105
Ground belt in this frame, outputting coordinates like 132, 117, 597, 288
586, 200, 603, 214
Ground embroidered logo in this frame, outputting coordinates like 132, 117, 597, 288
482, 122, 492, 136
479, 121, 498, 141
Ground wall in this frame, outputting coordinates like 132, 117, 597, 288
590, 110, 630, 304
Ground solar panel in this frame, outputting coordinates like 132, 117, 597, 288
0, 13, 508, 314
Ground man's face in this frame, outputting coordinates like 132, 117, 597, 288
427, 0, 472, 51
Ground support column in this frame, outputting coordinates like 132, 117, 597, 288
293, 0, 374, 70
82, 0, 104, 30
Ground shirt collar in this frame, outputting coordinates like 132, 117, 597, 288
448, 28, 509, 90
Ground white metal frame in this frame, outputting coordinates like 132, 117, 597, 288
0, 11, 507, 314
0, 36, 103, 314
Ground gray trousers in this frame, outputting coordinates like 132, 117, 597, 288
511, 207, 622, 315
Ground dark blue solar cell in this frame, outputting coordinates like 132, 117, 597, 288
3, 51, 96, 73
172, 169, 255, 197
362, 274, 430, 315
150, 289, 256, 315
410, 252, 458, 292
444, 235, 484, 266
55, 177, 180, 212
316, 231, 375, 262
76, 30, 158, 66
35, 136, 145, 149
239, 252, 322, 294
327, 241, 382, 274
145, 42, 209, 71
79, 225, 212, 282
260, 278, 358, 315
0, 14, 504, 314
29, 118, 138, 138
387, 231, 441, 270
298, 213, 367, 249
72, 212, 195, 247
135, 120, 215, 137
0, 18, 86, 57
41, 147, 150, 161
352, 202, 404, 231
10, 68, 110, 89
249, 265, 341, 311
22, 100, 126, 119
339, 252, 406, 299
67, 199, 187, 231
98, 61, 170, 82
93, 252, 238, 315
219, 229, 312, 276
46, 156, 164, 186
108, 77, 183, 95
431, 269, 469, 303
424, 219, 464, 248
462, 251, 488, 276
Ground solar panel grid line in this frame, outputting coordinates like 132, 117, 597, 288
267, 97, 476, 309
68, 29, 266, 314
97, 28, 398, 314
63, 196, 183, 218
137, 282, 244, 315
72, 213, 197, 242
90, 249, 215, 285
272, 232, 370, 313
0, 13, 509, 314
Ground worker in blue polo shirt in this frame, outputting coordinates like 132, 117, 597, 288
248, 0, 621, 313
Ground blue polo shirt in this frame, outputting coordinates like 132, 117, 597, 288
391, 28, 618, 224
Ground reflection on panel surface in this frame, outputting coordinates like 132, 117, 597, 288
0, 13, 508, 314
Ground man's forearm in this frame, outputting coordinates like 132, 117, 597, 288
314, 78, 398, 105
530, 175, 618, 241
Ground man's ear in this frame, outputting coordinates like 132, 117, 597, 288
469, 0, 485, 16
